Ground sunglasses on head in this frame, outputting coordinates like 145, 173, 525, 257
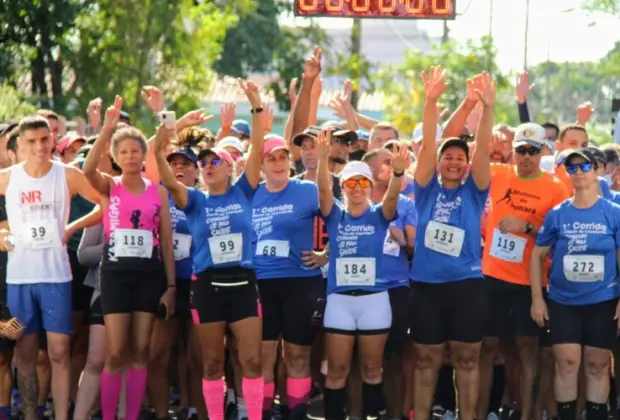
515, 145, 541, 156
343, 178, 372, 189
198, 157, 224, 168
565, 161, 594, 175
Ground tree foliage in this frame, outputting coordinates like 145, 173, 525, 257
0, 84, 37, 122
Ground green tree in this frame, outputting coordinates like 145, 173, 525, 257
582, 0, 618, 14
0, 84, 37, 122
375, 37, 513, 135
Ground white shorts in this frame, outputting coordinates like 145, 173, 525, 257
323, 291, 392, 335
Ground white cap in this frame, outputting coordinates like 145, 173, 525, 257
513, 123, 546, 149
413, 123, 442, 143
218, 136, 245, 153
339, 161, 373, 182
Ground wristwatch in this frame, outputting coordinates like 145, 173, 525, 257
393, 170, 405, 177
250, 107, 264, 114
525, 222, 533, 235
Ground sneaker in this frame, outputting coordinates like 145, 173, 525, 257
441, 410, 456, 420
432, 405, 446, 419
487, 413, 500, 420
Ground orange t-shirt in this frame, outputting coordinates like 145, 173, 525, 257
482, 164, 569, 286
553, 165, 573, 193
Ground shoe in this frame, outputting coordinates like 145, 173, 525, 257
487, 413, 500, 420
441, 410, 456, 420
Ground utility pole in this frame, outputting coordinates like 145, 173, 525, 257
523, 0, 530, 69
350, 18, 361, 109
486, 0, 493, 69
441, 20, 449, 44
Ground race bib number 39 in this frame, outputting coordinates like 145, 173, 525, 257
19, 219, 60, 250
208, 233, 243, 265
563, 255, 604, 282
114, 229, 153, 259
173, 233, 192, 261
490, 229, 527, 263
424, 221, 465, 258
256, 239, 290, 258
336, 258, 376, 287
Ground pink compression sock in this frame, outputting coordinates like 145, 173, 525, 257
242, 376, 264, 420
263, 381, 275, 410
202, 379, 225, 420
124, 368, 147, 420
101, 370, 122, 420
287, 377, 312, 408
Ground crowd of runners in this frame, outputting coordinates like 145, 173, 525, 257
0, 47, 618, 420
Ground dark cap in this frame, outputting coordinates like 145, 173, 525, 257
0, 123, 17, 137
292, 125, 321, 147
587, 146, 607, 165
438, 137, 470, 160
602, 146, 620, 167
564, 148, 599, 169
167, 148, 198, 164
332, 129, 358, 145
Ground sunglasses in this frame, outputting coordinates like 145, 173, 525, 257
515, 146, 541, 156
199, 157, 224, 168
565, 161, 594, 175
343, 178, 372, 189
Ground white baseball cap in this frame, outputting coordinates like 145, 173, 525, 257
513, 123, 546, 149
218, 136, 245, 153
413, 123, 443, 143
339, 161, 373, 183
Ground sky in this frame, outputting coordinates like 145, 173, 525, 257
284, 0, 620, 72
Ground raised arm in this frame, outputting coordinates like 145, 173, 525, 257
237, 79, 265, 188
470, 72, 495, 190
316, 129, 334, 217
291, 47, 322, 149
415, 66, 447, 187
83, 96, 123, 196
153, 124, 189, 209
382, 146, 408, 220
515, 72, 534, 123
441, 88, 478, 138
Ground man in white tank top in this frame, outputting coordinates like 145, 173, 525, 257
0, 116, 99, 420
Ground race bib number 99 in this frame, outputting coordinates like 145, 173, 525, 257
208, 233, 243, 264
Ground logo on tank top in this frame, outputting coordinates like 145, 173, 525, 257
107, 195, 122, 261
130, 210, 142, 229
20, 190, 54, 211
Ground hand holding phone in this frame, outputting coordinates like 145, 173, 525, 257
159, 111, 176, 130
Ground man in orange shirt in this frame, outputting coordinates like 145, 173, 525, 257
477, 123, 569, 420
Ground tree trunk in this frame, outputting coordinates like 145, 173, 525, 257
31, 47, 48, 109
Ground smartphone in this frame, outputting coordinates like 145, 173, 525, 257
159, 111, 176, 129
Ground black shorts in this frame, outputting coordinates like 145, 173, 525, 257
485, 277, 542, 339
88, 295, 104, 326
175, 280, 191, 319
100, 270, 166, 315
385, 286, 410, 353
191, 267, 260, 325
410, 278, 487, 345
549, 298, 618, 350
258, 276, 325, 346
69, 249, 93, 313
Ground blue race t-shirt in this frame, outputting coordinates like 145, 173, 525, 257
323, 201, 394, 294
181, 173, 256, 274
170, 196, 193, 280
252, 178, 321, 279
600, 176, 612, 200
537, 198, 620, 305
382, 195, 416, 288
410, 173, 489, 284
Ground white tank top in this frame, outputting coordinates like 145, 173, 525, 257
6, 161, 72, 284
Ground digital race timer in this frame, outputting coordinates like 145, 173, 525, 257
294, 0, 456, 19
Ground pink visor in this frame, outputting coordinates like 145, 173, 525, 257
263, 135, 289, 158
200, 148, 234, 166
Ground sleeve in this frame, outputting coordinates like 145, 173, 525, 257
536, 209, 558, 247
518, 100, 531, 123
610, 204, 620, 249
180, 187, 200, 214
235, 172, 257, 199
322, 200, 344, 227
77, 224, 104, 267
405, 199, 417, 227
374, 203, 396, 226
413, 173, 438, 211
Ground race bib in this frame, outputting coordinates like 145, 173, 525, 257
383, 230, 400, 257
336, 258, 376, 287
114, 229, 153, 259
563, 255, 604, 282
256, 240, 290, 258
208, 233, 243, 264
173, 233, 192, 261
490, 229, 527, 263
424, 221, 465, 257
19, 219, 60, 250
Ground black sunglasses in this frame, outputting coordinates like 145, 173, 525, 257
515, 145, 541, 156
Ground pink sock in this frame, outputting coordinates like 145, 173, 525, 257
101, 370, 122, 420
202, 379, 225, 420
124, 368, 147, 420
242, 376, 264, 420
263, 381, 275, 410
287, 377, 312, 408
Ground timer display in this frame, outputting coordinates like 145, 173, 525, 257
294, 0, 456, 19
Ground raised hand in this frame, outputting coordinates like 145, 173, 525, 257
153, 124, 176, 153
141, 86, 165, 113
473, 72, 497, 107
237, 79, 262, 109
316, 129, 331, 159
515, 71, 534, 103
177, 109, 214, 132
393, 144, 409, 173
422, 66, 447, 101
87, 98, 103, 131
311, 76, 323, 100
288, 78, 299, 106
577, 101, 595, 125
103, 95, 123, 131
303, 46, 322, 80
220, 103, 236, 129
